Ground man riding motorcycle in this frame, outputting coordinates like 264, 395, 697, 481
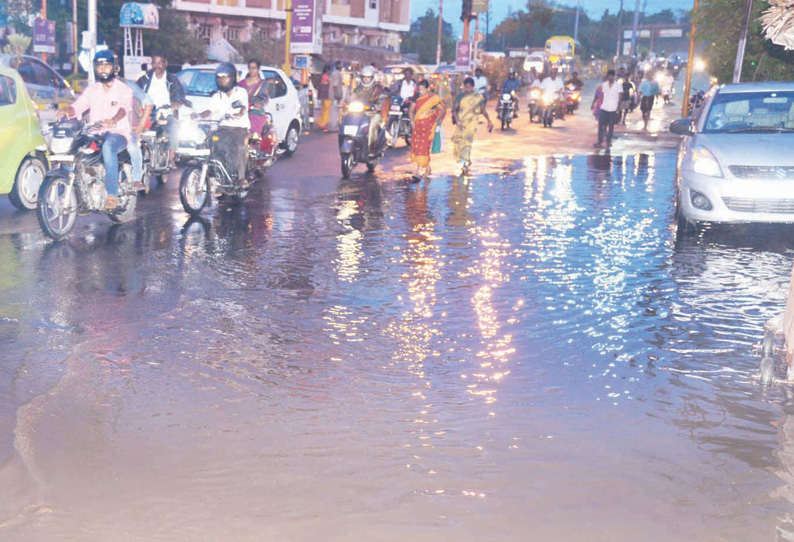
351, 66, 388, 154
500, 68, 521, 118
56, 49, 134, 210
197, 62, 250, 183
136, 52, 186, 169
565, 71, 584, 90
540, 67, 565, 119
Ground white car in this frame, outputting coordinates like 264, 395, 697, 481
176, 64, 301, 156
670, 82, 794, 230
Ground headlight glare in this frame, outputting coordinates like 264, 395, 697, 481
692, 147, 723, 177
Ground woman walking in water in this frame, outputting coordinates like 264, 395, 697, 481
451, 77, 493, 175
409, 80, 446, 180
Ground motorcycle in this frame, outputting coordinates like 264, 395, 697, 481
565, 84, 581, 115
527, 88, 542, 123
140, 105, 174, 192
178, 103, 278, 215
339, 100, 388, 179
386, 95, 412, 148
540, 91, 563, 128
37, 119, 137, 241
498, 91, 516, 130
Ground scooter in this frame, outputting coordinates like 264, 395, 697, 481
527, 88, 542, 123
339, 100, 388, 178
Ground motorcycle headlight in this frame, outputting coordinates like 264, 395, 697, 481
348, 101, 365, 114
180, 119, 207, 145
50, 136, 73, 154
502, 93, 512, 100
691, 146, 723, 178
571, 92, 580, 100
530, 90, 541, 99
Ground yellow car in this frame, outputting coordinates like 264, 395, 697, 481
0, 65, 48, 210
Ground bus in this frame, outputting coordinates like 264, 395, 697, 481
545, 36, 579, 74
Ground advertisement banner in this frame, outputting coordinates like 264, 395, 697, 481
290, 0, 322, 55
33, 19, 56, 54
473, 0, 489, 13
119, 3, 159, 30
456, 41, 471, 72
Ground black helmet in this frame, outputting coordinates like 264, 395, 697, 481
508, 68, 517, 78
93, 49, 117, 82
215, 62, 237, 92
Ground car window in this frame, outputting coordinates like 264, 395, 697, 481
703, 91, 794, 132
262, 70, 287, 98
31, 60, 58, 87
0, 75, 17, 106
179, 70, 217, 97
15, 59, 37, 86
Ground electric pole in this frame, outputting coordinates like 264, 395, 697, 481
573, 0, 580, 44
733, 0, 753, 83
615, 0, 624, 60
630, 0, 640, 58
436, 0, 443, 66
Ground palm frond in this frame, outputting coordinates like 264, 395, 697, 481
760, 0, 794, 50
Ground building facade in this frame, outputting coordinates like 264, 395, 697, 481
173, 0, 411, 58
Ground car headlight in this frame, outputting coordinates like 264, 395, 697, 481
348, 101, 365, 113
692, 146, 723, 177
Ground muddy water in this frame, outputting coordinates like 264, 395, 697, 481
1, 151, 794, 541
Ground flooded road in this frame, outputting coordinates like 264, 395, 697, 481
1, 144, 794, 541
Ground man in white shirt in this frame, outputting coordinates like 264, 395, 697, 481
136, 53, 186, 168
540, 68, 565, 96
473, 68, 489, 101
198, 62, 250, 181
397, 67, 418, 102
594, 69, 621, 148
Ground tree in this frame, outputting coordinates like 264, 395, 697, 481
232, 35, 283, 67
401, 8, 455, 64
694, 0, 794, 83
3, 33, 31, 61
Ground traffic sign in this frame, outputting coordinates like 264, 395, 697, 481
473, 0, 489, 13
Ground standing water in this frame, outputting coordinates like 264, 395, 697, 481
1, 150, 793, 541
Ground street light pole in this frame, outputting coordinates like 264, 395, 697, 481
573, 0, 580, 44
733, 0, 753, 83
88, 0, 96, 84
436, 0, 443, 67
682, 0, 699, 118
284, 0, 292, 76
630, 0, 641, 58
615, 0, 624, 60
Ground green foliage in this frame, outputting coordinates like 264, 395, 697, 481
143, 9, 207, 64
695, 0, 794, 83
401, 8, 456, 64
3, 34, 31, 61
232, 36, 284, 67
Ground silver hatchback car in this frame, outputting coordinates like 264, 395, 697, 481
670, 82, 794, 227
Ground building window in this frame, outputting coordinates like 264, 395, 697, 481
369, 0, 376, 8
196, 24, 212, 44
256, 28, 270, 40
223, 27, 240, 42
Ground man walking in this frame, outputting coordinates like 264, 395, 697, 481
328, 61, 344, 131
593, 69, 621, 149
637, 71, 660, 131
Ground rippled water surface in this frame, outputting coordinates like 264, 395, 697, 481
2, 150, 794, 541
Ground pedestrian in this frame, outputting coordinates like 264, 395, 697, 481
316, 65, 331, 130
451, 77, 493, 175
618, 68, 634, 124
637, 71, 660, 131
593, 69, 620, 149
238, 59, 269, 138
591, 75, 605, 119
409, 79, 446, 180
473, 67, 489, 102
328, 61, 344, 131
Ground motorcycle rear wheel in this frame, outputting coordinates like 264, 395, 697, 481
180, 166, 209, 215
341, 153, 355, 179
37, 173, 78, 241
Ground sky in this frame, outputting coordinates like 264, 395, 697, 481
410, 0, 697, 33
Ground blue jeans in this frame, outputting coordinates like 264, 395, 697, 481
102, 133, 128, 197
128, 133, 143, 183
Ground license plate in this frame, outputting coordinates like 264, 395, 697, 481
344, 125, 358, 136
390, 105, 402, 112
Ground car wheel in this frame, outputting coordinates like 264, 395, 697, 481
675, 196, 695, 239
282, 123, 300, 157
9, 156, 46, 211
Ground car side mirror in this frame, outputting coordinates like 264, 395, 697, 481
670, 118, 694, 136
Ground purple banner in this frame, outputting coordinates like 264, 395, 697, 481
33, 18, 56, 54
456, 41, 471, 71
291, 0, 314, 45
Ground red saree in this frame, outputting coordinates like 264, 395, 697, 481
411, 93, 443, 168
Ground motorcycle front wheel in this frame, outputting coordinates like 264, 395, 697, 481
341, 153, 355, 179
37, 173, 78, 241
180, 166, 209, 215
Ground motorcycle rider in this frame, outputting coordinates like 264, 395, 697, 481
395, 67, 419, 102
565, 71, 584, 90
197, 62, 250, 183
119, 66, 154, 191
136, 52, 186, 169
540, 66, 565, 117
500, 68, 521, 118
351, 65, 388, 154
56, 49, 133, 210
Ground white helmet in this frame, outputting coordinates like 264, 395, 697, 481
360, 66, 376, 88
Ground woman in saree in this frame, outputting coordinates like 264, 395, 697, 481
409, 80, 446, 179
451, 77, 493, 175
316, 65, 331, 130
239, 59, 270, 138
